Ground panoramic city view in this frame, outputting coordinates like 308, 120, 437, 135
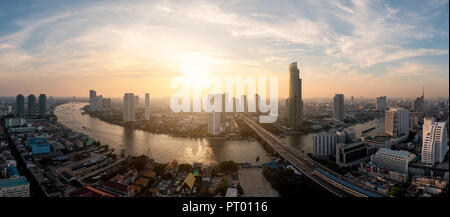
0, 0, 448, 209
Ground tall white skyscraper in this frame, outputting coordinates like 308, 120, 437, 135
145, 93, 150, 121
385, 108, 410, 137
422, 117, 448, 167
123, 93, 135, 122
207, 94, 221, 136
333, 94, 344, 122
376, 96, 387, 111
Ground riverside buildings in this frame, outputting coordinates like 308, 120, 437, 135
38, 94, 46, 116
123, 93, 136, 122
145, 93, 150, 121
313, 129, 357, 157
27, 94, 36, 117
288, 62, 303, 129
333, 94, 344, 122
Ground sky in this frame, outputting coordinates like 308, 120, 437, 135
0, 0, 448, 99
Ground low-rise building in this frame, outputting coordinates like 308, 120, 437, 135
0, 177, 30, 197
370, 148, 416, 174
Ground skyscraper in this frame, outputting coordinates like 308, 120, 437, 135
422, 117, 448, 167
38, 94, 47, 116
376, 96, 388, 111
385, 108, 410, 138
413, 87, 425, 113
288, 62, 303, 129
207, 94, 221, 136
27, 94, 36, 117
16, 94, 25, 116
89, 90, 96, 106
333, 94, 344, 122
145, 93, 150, 121
123, 93, 135, 122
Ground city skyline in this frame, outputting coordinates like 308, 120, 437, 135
0, 0, 448, 98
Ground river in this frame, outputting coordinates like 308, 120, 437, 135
55, 102, 385, 165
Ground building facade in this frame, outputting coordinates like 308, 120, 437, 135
385, 108, 409, 138
123, 93, 135, 122
145, 93, 150, 121
288, 62, 303, 129
27, 94, 36, 117
38, 94, 46, 116
15, 94, 25, 116
0, 177, 30, 197
370, 148, 416, 174
333, 94, 344, 122
376, 96, 387, 111
422, 118, 448, 167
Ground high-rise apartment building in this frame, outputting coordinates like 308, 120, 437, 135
123, 93, 135, 122
376, 96, 388, 111
27, 94, 36, 117
145, 93, 150, 121
333, 94, 344, 122
207, 94, 221, 136
413, 87, 425, 113
38, 94, 46, 116
288, 62, 303, 129
89, 90, 96, 106
422, 117, 448, 167
385, 108, 410, 137
16, 94, 25, 116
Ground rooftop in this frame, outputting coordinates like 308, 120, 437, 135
0, 177, 29, 188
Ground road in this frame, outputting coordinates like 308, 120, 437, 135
239, 114, 386, 197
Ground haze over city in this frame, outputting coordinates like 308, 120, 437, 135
0, 0, 448, 98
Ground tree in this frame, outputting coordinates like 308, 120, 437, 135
218, 161, 239, 172
178, 163, 193, 172
216, 181, 230, 196
237, 184, 244, 195
389, 186, 406, 197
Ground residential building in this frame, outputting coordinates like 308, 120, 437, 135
376, 96, 388, 111
385, 108, 409, 138
145, 93, 150, 120
333, 94, 344, 122
15, 94, 25, 116
123, 93, 135, 122
38, 94, 46, 116
422, 117, 448, 167
27, 94, 36, 116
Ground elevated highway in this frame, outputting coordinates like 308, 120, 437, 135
239, 114, 386, 197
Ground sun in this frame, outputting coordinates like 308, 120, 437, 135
179, 52, 214, 88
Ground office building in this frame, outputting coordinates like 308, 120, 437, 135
123, 93, 135, 122
145, 93, 150, 120
27, 94, 36, 117
93, 95, 103, 111
376, 96, 388, 111
371, 148, 416, 174
422, 118, 448, 167
313, 133, 338, 156
15, 94, 25, 116
336, 141, 375, 167
27, 137, 51, 155
0, 177, 30, 197
208, 94, 221, 136
38, 94, 46, 116
89, 90, 96, 106
385, 108, 409, 138
288, 62, 303, 129
413, 87, 425, 113
313, 129, 357, 156
333, 94, 344, 122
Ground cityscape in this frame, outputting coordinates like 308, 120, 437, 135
0, 0, 449, 203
